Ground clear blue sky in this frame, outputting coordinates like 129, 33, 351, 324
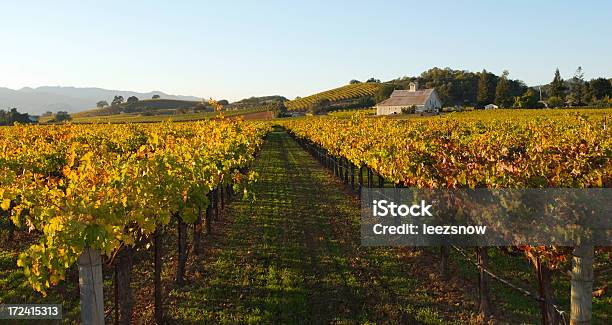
1, 0, 610, 101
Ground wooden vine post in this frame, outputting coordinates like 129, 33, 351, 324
220, 186, 225, 208
344, 158, 349, 184
440, 246, 449, 280
115, 246, 134, 324
77, 248, 105, 325
193, 206, 203, 255
570, 245, 594, 325
153, 229, 163, 325
321, 149, 324, 165
439, 204, 452, 280
114, 265, 118, 324
334, 156, 339, 177
214, 188, 219, 220
534, 255, 558, 324
206, 191, 213, 234
350, 163, 355, 191
341, 158, 345, 183
358, 166, 364, 195
176, 214, 188, 287
476, 247, 491, 323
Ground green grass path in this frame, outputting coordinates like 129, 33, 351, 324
167, 128, 463, 324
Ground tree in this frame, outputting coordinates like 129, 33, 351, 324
54, 111, 72, 122
217, 99, 229, 106
193, 103, 210, 112
477, 69, 495, 106
366, 78, 381, 83
374, 84, 396, 103
96, 100, 109, 108
521, 89, 539, 108
152, 94, 161, 99
112, 95, 125, 106
349, 79, 361, 84
507, 79, 528, 101
588, 78, 612, 100
495, 71, 512, 107
308, 98, 330, 114
547, 96, 564, 108
513, 89, 539, 108
275, 101, 288, 117
0, 108, 32, 125
418, 68, 481, 106
592, 95, 612, 108
126, 96, 139, 103
549, 68, 566, 99
401, 105, 416, 114
567, 66, 585, 106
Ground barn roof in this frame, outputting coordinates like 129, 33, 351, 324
378, 89, 434, 106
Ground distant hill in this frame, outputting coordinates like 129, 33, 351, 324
0, 86, 201, 115
228, 95, 287, 110
43, 105, 276, 124
74, 99, 206, 118
74, 95, 289, 118
285, 83, 381, 112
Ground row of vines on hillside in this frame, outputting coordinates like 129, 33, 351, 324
285, 83, 381, 111
280, 111, 610, 324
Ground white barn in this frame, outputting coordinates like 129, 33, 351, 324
376, 82, 442, 115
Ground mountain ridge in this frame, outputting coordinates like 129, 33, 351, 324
0, 86, 202, 115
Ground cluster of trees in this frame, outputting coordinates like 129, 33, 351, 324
229, 96, 286, 110
40, 110, 72, 122
0, 108, 73, 125
97, 95, 148, 109
543, 67, 612, 107
375, 67, 612, 109
52, 111, 72, 122
0, 108, 33, 125
349, 78, 381, 84
383, 68, 527, 108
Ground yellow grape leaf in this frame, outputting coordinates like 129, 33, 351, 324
1, 199, 10, 211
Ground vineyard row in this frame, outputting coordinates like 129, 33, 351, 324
280, 111, 610, 324
0, 119, 270, 323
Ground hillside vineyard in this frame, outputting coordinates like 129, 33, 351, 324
0, 120, 269, 294
285, 83, 381, 111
